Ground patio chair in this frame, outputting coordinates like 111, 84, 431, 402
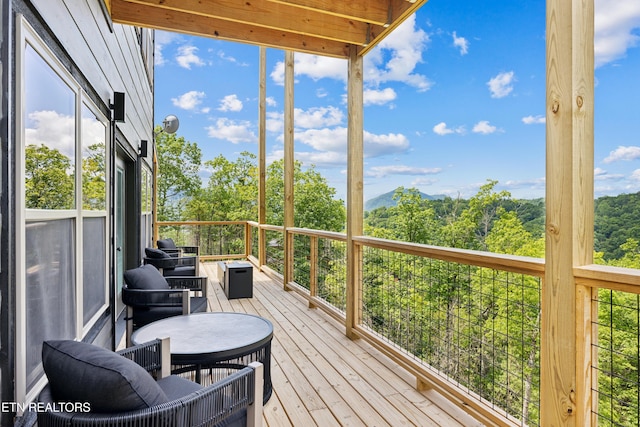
38, 337, 263, 427
157, 237, 200, 257
123, 264, 208, 346
144, 247, 201, 276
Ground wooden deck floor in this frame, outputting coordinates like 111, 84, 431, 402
201, 262, 483, 427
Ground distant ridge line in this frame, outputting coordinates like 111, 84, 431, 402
365, 188, 445, 211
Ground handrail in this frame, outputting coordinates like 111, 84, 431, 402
574, 263, 640, 294
354, 236, 545, 277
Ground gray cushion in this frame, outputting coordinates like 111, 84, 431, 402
145, 247, 171, 259
123, 264, 170, 290
42, 340, 168, 413
156, 375, 202, 401
157, 238, 177, 249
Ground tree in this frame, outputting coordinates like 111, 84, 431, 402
25, 144, 75, 209
391, 187, 439, 244
266, 159, 346, 232
82, 142, 106, 210
441, 180, 511, 250
186, 151, 258, 221
155, 127, 202, 220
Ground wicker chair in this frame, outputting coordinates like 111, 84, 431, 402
37, 337, 263, 427
157, 237, 200, 257
122, 264, 208, 346
144, 247, 201, 276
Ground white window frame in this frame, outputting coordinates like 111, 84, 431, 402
15, 15, 110, 407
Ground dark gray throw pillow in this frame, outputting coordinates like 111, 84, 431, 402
42, 340, 168, 413
145, 247, 171, 259
157, 238, 176, 249
123, 264, 169, 290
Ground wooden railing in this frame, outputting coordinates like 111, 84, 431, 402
157, 220, 640, 426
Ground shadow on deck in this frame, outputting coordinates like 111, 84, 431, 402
201, 262, 484, 427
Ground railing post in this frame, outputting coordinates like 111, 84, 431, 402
259, 225, 266, 269
283, 50, 294, 289
544, 0, 594, 425
346, 45, 363, 339
309, 235, 318, 308
245, 222, 251, 259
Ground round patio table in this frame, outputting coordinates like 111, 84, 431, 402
131, 311, 273, 403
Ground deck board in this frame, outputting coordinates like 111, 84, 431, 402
201, 262, 482, 427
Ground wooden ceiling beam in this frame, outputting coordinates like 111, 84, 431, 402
266, 0, 391, 26
110, 0, 352, 58
119, 0, 385, 46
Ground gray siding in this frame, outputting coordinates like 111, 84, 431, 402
30, 0, 153, 159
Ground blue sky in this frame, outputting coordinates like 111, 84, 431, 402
154, 0, 640, 202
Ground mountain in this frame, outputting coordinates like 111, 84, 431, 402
365, 188, 445, 211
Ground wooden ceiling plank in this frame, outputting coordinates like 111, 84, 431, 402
122, 0, 382, 46
266, 0, 390, 26
110, 0, 351, 58
359, 0, 429, 57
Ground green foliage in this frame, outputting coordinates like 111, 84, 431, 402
82, 142, 106, 210
155, 127, 202, 220
25, 144, 75, 209
595, 193, 640, 260
266, 159, 346, 231
186, 151, 258, 221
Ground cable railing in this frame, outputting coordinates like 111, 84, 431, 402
161, 221, 640, 426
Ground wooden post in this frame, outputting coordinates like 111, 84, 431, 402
346, 45, 363, 339
309, 235, 318, 308
543, 0, 594, 425
283, 50, 295, 288
258, 47, 267, 267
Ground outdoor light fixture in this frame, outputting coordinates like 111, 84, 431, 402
110, 91, 125, 122
139, 140, 148, 157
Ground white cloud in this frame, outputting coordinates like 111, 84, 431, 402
295, 106, 343, 129
25, 110, 75, 158
172, 91, 206, 111
266, 111, 284, 133
364, 130, 411, 157
522, 115, 546, 124
433, 122, 464, 136
176, 45, 205, 69
487, 71, 516, 98
266, 97, 277, 107
501, 178, 546, 191
366, 165, 442, 178
295, 128, 347, 153
270, 54, 346, 85
264, 107, 343, 131
631, 169, 640, 181
364, 88, 397, 106
217, 94, 243, 112
364, 14, 432, 91
452, 31, 469, 55
217, 50, 248, 66
292, 127, 409, 161
206, 118, 257, 144
594, 0, 640, 67
294, 150, 348, 167
603, 146, 640, 163
472, 120, 499, 134
595, 167, 625, 181
155, 31, 180, 66
270, 14, 432, 93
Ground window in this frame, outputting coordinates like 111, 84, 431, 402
141, 166, 153, 254
17, 17, 109, 403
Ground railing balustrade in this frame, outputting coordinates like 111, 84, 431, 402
160, 220, 640, 426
